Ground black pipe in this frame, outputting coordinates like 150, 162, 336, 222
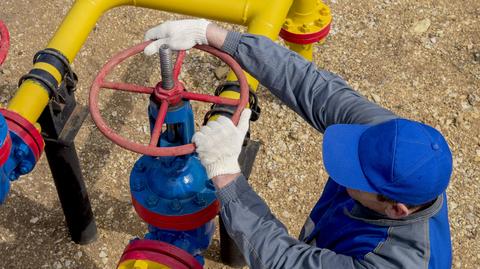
44, 140, 97, 244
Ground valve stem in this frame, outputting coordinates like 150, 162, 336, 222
159, 44, 174, 90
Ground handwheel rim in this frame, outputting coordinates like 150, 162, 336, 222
89, 41, 249, 156
0, 20, 10, 66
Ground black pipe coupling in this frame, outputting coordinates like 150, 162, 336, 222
18, 48, 77, 101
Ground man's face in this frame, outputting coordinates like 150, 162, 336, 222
346, 188, 386, 213
346, 188, 413, 219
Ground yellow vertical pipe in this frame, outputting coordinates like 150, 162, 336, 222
285, 42, 313, 60
224, 0, 294, 95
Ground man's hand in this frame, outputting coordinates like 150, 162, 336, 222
144, 19, 210, 55
192, 109, 251, 186
144, 19, 228, 55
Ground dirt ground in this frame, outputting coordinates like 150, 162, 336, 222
0, 0, 479, 268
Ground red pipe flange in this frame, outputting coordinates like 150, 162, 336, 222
0, 109, 44, 161
0, 20, 10, 66
280, 23, 331, 45
117, 239, 202, 269
132, 197, 219, 231
89, 41, 249, 156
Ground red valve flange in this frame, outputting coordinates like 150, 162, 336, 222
90, 41, 249, 156
117, 239, 202, 269
0, 20, 10, 66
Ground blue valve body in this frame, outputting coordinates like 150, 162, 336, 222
129, 100, 216, 264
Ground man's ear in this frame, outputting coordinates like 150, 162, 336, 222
384, 203, 410, 219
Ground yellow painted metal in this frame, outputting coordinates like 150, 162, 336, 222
7, 61, 63, 122
34, 62, 63, 82
7, 80, 50, 123
282, 0, 332, 60
283, 0, 332, 36
221, 0, 294, 103
117, 259, 170, 269
285, 42, 314, 60
7, 0, 328, 124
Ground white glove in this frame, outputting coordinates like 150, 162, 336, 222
193, 109, 252, 179
144, 19, 211, 55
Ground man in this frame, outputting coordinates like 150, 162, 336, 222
144, 19, 453, 268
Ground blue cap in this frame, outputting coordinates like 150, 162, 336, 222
323, 119, 452, 205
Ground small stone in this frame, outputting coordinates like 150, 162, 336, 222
99, 250, 107, 258
53, 261, 62, 269
101, 257, 108, 264
75, 251, 83, 259
273, 154, 286, 164
371, 93, 381, 103
282, 210, 291, 218
111, 111, 118, 117
289, 131, 299, 141
429, 37, 437, 44
474, 52, 480, 62
467, 93, 479, 105
0, 69, 11, 75
412, 19, 431, 34
214, 66, 230, 80
30, 217, 39, 224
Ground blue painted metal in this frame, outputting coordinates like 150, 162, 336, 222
130, 154, 216, 216
129, 100, 216, 263
145, 220, 215, 265
0, 114, 10, 203
148, 100, 195, 146
0, 114, 36, 204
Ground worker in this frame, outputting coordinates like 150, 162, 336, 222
144, 19, 453, 268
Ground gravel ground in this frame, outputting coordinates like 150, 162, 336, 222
0, 0, 479, 268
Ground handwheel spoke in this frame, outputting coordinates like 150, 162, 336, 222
182, 92, 240, 106
101, 81, 154, 94
149, 100, 169, 147
173, 50, 186, 80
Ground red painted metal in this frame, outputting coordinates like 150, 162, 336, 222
0, 134, 12, 166
132, 196, 220, 231
117, 239, 202, 269
0, 109, 44, 161
280, 23, 331, 45
149, 100, 168, 147
173, 50, 186, 80
0, 20, 9, 66
90, 42, 249, 156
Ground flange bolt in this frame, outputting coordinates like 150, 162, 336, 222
169, 199, 182, 212
146, 195, 159, 208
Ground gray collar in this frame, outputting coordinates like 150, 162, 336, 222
344, 194, 443, 227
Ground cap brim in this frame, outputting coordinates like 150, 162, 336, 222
323, 124, 378, 193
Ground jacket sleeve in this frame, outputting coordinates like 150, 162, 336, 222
221, 32, 398, 133
217, 175, 375, 269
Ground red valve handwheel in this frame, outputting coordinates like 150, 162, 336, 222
89, 41, 249, 156
0, 20, 10, 66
